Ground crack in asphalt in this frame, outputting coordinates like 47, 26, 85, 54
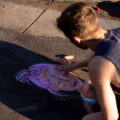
21, 0, 54, 34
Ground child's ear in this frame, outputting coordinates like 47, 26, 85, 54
73, 36, 82, 43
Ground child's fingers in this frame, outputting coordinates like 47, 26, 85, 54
55, 57, 70, 64
55, 58, 65, 64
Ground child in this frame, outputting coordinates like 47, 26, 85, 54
57, 2, 120, 120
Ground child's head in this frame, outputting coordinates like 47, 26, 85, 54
57, 2, 99, 41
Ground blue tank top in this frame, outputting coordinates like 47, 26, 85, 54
95, 28, 120, 75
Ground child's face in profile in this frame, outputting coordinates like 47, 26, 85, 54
40, 66, 80, 91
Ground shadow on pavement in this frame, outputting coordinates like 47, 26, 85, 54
97, 1, 120, 18
0, 41, 86, 120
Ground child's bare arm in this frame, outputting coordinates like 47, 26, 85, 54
56, 55, 93, 72
89, 56, 119, 120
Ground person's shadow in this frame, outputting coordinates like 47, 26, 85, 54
0, 41, 86, 120
97, 1, 120, 18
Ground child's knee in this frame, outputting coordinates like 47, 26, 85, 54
81, 112, 103, 120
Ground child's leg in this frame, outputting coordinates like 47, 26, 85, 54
82, 112, 103, 120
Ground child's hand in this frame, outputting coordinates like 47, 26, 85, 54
55, 55, 75, 72
58, 63, 77, 72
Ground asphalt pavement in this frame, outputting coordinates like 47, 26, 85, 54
0, 0, 120, 120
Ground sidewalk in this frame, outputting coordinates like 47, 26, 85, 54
0, 0, 120, 120
0, 0, 120, 38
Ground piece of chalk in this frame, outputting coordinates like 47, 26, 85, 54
95, 6, 101, 11
64, 55, 74, 60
